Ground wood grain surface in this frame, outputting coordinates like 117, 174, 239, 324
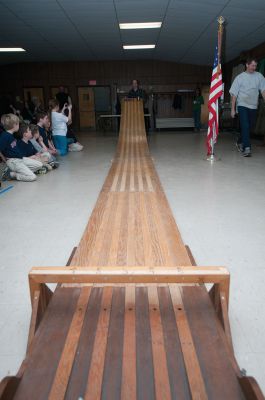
3, 99, 262, 400
70, 99, 191, 267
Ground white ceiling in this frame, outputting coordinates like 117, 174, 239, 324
0, 0, 264, 66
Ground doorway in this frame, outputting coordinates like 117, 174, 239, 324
78, 87, 96, 130
77, 86, 111, 131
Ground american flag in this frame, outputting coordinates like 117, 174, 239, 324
207, 45, 223, 155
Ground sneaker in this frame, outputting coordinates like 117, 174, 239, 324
236, 142, 243, 153
68, 142, 83, 152
35, 167, 47, 175
243, 147, 251, 157
50, 161, 59, 169
0, 166, 12, 181
45, 164, 53, 171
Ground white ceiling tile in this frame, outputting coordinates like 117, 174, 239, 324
0, 0, 264, 65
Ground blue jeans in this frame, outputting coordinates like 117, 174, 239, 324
193, 110, 201, 130
53, 135, 74, 156
238, 106, 257, 150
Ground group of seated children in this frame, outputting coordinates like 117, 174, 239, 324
0, 100, 83, 182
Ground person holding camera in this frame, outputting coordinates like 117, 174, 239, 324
49, 99, 73, 156
55, 86, 72, 112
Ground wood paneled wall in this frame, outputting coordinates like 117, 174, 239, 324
0, 59, 211, 101
0, 59, 211, 129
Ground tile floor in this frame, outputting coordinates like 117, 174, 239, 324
0, 130, 264, 393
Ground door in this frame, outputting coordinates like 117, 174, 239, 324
93, 86, 112, 131
93, 86, 111, 114
78, 87, 96, 130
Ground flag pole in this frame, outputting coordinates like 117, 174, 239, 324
209, 101, 218, 161
207, 99, 218, 162
206, 16, 225, 162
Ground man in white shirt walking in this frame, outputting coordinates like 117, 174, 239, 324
229, 58, 265, 157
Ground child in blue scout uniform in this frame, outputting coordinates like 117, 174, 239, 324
36, 112, 50, 147
17, 124, 51, 172
0, 114, 44, 181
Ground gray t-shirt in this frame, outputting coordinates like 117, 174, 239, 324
229, 71, 265, 109
30, 138, 43, 153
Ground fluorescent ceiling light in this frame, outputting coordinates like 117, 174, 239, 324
0, 48, 25, 52
120, 22, 162, 29
123, 44, 156, 50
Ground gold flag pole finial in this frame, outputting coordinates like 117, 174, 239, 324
217, 15, 225, 25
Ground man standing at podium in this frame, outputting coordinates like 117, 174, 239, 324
128, 79, 147, 101
128, 79, 150, 131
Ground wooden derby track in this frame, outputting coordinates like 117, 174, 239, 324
0, 99, 264, 400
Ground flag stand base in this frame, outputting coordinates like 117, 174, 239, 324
205, 154, 221, 162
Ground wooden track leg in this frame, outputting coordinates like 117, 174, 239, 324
238, 376, 265, 400
27, 246, 78, 352
185, 245, 197, 266
0, 376, 21, 399
27, 283, 53, 352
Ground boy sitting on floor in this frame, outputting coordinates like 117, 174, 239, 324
0, 114, 44, 181
36, 112, 57, 155
16, 124, 51, 172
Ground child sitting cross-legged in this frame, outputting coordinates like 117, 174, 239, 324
16, 123, 51, 173
0, 114, 44, 181
36, 112, 58, 156
29, 124, 59, 169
